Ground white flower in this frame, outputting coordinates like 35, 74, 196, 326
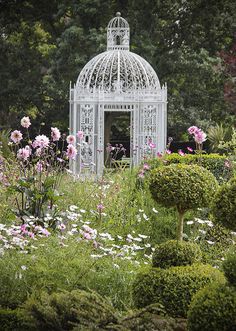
143, 213, 149, 221
152, 208, 158, 213
21, 265, 27, 270
206, 240, 215, 245
187, 221, 194, 225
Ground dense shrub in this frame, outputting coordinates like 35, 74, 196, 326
22, 289, 118, 331
132, 264, 224, 317
149, 164, 218, 240
187, 283, 236, 331
0, 309, 25, 331
212, 177, 236, 231
146, 153, 231, 182
120, 304, 187, 331
223, 251, 236, 286
152, 240, 202, 268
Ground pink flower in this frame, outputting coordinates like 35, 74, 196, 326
157, 152, 162, 158
83, 232, 92, 240
148, 140, 156, 149
35, 148, 43, 157
166, 149, 172, 154
17, 147, 30, 161
194, 130, 207, 144
20, 116, 31, 128
77, 131, 84, 140
51, 127, 61, 142
97, 204, 104, 211
66, 144, 77, 159
178, 149, 185, 156
41, 228, 50, 237
11, 130, 23, 144
187, 147, 193, 152
33, 135, 49, 148
66, 135, 76, 144
143, 163, 150, 170
188, 126, 199, 135
138, 170, 145, 178
224, 160, 231, 168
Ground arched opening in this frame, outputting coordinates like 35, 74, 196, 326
116, 35, 121, 45
104, 111, 130, 168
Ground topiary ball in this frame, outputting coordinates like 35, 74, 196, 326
223, 251, 236, 287
149, 164, 218, 213
22, 289, 118, 330
187, 283, 236, 331
132, 264, 225, 318
152, 240, 202, 269
212, 177, 236, 231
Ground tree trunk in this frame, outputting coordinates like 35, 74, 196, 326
177, 209, 185, 241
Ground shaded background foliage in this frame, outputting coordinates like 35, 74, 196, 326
0, 0, 235, 139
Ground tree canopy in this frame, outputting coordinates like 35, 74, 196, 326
0, 0, 235, 138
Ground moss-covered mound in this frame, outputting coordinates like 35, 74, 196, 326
132, 264, 224, 317
152, 240, 202, 269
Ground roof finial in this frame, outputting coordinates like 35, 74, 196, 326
116, 12, 121, 17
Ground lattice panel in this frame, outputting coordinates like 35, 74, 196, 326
80, 104, 94, 170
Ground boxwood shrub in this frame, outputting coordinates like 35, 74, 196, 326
223, 251, 236, 287
212, 177, 236, 231
149, 164, 218, 240
187, 283, 236, 331
145, 153, 231, 182
132, 264, 225, 317
152, 240, 202, 269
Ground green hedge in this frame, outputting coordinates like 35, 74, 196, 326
132, 264, 224, 317
152, 240, 202, 269
187, 283, 236, 331
145, 153, 231, 182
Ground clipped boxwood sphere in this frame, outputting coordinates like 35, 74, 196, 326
149, 164, 218, 213
22, 289, 118, 330
152, 240, 202, 269
223, 251, 236, 286
187, 283, 236, 331
132, 264, 224, 317
212, 177, 236, 231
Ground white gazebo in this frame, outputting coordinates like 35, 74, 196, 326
69, 12, 167, 176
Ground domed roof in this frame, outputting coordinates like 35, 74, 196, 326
76, 13, 160, 94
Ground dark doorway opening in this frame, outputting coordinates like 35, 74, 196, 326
104, 111, 130, 167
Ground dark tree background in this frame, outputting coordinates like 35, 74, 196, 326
0, 0, 235, 139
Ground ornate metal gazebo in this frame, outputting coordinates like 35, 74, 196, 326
69, 12, 167, 176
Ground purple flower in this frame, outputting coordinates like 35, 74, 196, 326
166, 149, 172, 154
11, 130, 23, 144
97, 204, 104, 211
